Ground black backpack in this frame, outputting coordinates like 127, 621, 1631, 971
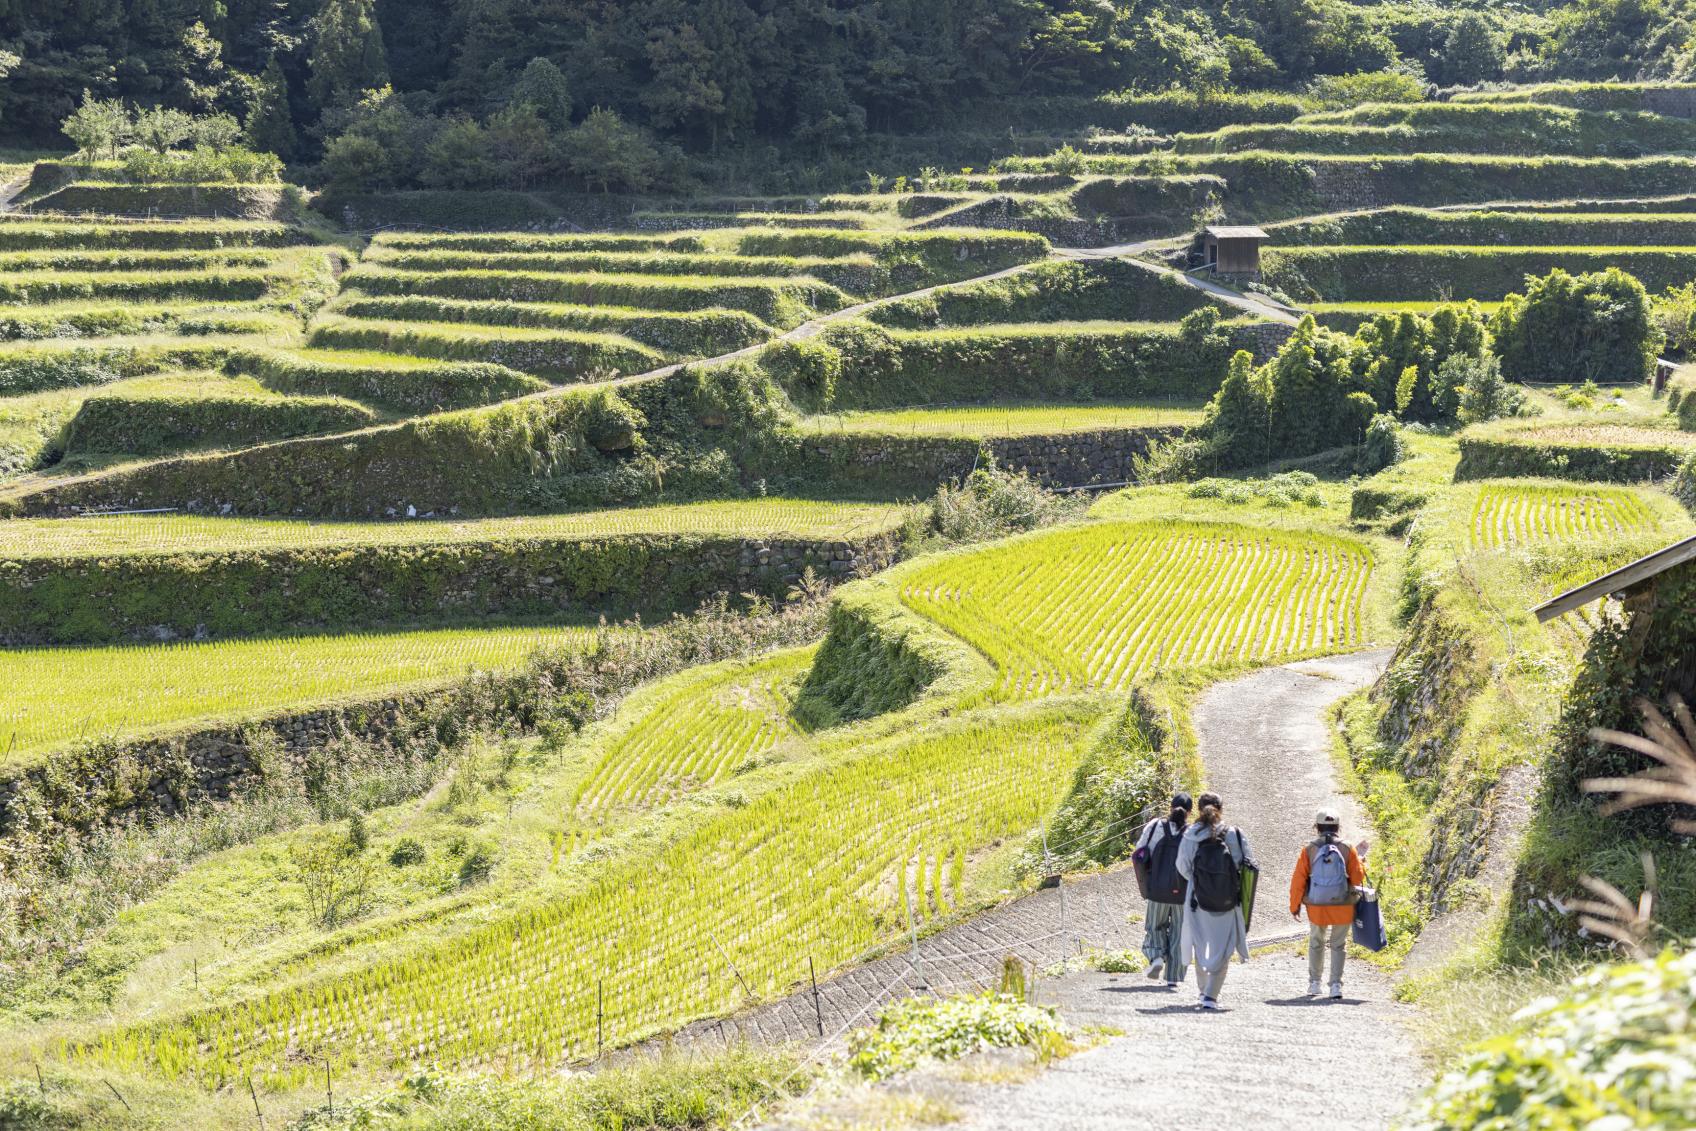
1146, 822, 1188, 905
1190, 829, 1242, 913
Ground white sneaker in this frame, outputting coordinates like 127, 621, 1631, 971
1329, 984, 1343, 1000
1199, 997, 1221, 1011
1145, 959, 1164, 980
1165, 981, 1180, 990
1307, 980, 1321, 997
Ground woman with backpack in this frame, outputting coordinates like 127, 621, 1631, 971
1289, 808, 1367, 1000
1133, 791, 1192, 988
1176, 792, 1256, 1011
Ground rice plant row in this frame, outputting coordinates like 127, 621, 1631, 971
68, 706, 1097, 1085
1470, 482, 1660, 547
900, 521, 1373, 700
571, 649, 809, 813
0, 625, 606, 763
0, 499, 911, 560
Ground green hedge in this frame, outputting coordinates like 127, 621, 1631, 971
1263, 246, 1696, 302
26, 182, 291, 220
808, 315, 1238, 409
0, 304, 294, 342
1273, 207, 1696, 247
306, 317, 665, 381
365, 247, 865, 282
61, 386, 377, 458
227, 348, 547, 412
0, 248, 277, 272
1455, 428, 1696, 482
1292, 101, 1696, 156
0, 221, 305, 251
0, 531, 894, 644
371, 231, 705, 253
0, 270, 276, 305
316, 190, 573, 230
1451, 82, 1696, 114
868, 258, 1212, 329
339, 265, 845, 329
972, 90, 1309, 132
331, 295, 771, 357
0, 342, 234, 395
735, 228, 1049, 290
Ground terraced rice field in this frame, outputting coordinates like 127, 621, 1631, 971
72, 703, 1097, 1083
901, 521, 1374, 699
1470, 482, 1661, 547
572, 648, 810, 813
0, 624, 605, 762
802, 401, 1204, 438
0, 499, 910, 558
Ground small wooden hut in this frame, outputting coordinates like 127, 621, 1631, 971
1201, 225, 1268, 276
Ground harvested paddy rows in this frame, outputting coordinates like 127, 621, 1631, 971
902, 522, 1372, 700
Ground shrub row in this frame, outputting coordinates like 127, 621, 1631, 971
0, 270, 277, 305
226, 348, 548, 412
331, 295, 772, 357
736, 228, 1048, 275
62, 385, 378, 458
1263, 246, 1696, 302
1295, 101, 1696, 156
1455, 428, 1696, 482
0, 220, 305, 251
970, 90, 1310, 133
0, 530, 897, 644
1271, 207, 1696, 247
0, 304, 296, 342
363, 246, 876, 285
0, 248, 278, 273
306, 316, 665, 381
0, 341, 234, 395
371, 231, 706, 253
868, 258, 1212, 329
339, 265, 847, 329
1451, 82, 1696, 114
25, 182, 292, 221
805, 315, 1239, 409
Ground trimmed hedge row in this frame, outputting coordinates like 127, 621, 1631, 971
0, 530, 897, 644
306, 316, 665, 381
1272, 207, 1696, 247
1296, 101, 1696, 156
371, 231, 706, 253
736, 228, 1047, 266
339, 265, 848, 329
363, 247, 888, 296
1455, 428, 1696, 482
25, 182, 292, 220
0, 221, 306, 251
1263, 246, 1696, 302
0, 248, 278, 272
808, 316, 1238, 409
62, 386, 378, 458
868, 258, 1213, 329
1451, 82, 1696, 114
0, 304, 295, 342
227, 348, 548, 412
331, 295, 772, 357
0, 270, 277, 305
0, 341, 235, 395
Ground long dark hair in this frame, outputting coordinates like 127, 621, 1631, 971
1168, 792, 1193, 826
1197, 791, 1224, 830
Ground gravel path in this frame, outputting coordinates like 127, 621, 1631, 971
937, 648, 1424, 1131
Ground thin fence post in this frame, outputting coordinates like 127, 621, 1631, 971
249, 1076, 265, 1129
808, 957, 824, 1037
1044, 830, 1068, 953
104, 1080, 132, 1113
324, 1060, 332, 1114
597, 979, 605, 1061
35, 1064, 44, 1096
909, 896, 928, 990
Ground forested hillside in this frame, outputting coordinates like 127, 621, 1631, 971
6, 0, 1695, 193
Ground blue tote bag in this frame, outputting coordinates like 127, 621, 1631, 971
1352, 887, 1388, 952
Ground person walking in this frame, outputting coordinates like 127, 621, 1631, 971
1134, 792, 1192, 988
1290, 808, 1366, 1000
1176, 792, 1255, 1011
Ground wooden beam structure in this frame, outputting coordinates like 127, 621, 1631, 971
1533, 533, 1696, 622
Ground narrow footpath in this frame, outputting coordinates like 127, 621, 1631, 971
943, 649, 1422, 1131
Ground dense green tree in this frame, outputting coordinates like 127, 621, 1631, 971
307, 0, 390, 115
133, 105, 195, 153
1440, 12, 1506, 85
509, 57, 572, 129
565, 106, 661, 193
61, 90, 130, 159
1494, 267, 1662, 383
246, 54, 299, 159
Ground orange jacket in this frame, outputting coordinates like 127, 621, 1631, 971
1290, 839, 1366, 926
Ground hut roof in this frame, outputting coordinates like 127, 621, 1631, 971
1204, 225, 1268, 241
1532, 533, 1696, 622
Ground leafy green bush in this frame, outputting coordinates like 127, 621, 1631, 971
1406, 949, 1696, 1131
1263, 246, 1696, 304
1494, 267, 1660, 383
848, 993, 1065, 1080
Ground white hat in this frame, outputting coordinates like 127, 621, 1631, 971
1315, 809, 1340, 827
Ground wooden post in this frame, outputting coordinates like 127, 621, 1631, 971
105, 1080, 132, 1113
596, 980, 604, 1062
249, 1076, 265, 1129
808, 957, 824, 1038
324, 1060, 332, 1114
